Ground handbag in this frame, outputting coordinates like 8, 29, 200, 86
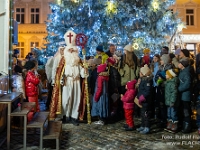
134, 97, 142, 108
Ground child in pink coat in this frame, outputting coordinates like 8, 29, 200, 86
121, 80, 137, 131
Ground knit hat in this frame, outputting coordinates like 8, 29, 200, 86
124, 44, 134, 52
107, 57, 115, 65
166, 69, 177, 78
163, 46, 169, 52
14, 65, 22, 73
96, 45, 104, 52
97, 64, 107, 73
13, 49, 19, 54
161, 54, 170, 64
158, 71, 166, 80
24, 61, 36, 70
181, 49, 190, 57
143, 48, 150, 54
179, 57, 190, 68
126, 80, 137, 90
140, 64, 150, 76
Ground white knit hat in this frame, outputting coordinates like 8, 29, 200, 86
124, 44, 134, 52
140, 64, 150, 76
168, 69, 177, 77
161, 54, 170, 64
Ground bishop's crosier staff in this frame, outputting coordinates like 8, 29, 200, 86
76, 33, 91, 124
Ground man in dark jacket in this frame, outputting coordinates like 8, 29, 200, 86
107, 57, 121, 117
178, 57, 192, 133
106, 44, 116, 57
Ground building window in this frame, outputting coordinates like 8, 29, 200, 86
16, 8, 25, 24
30, 42, 39, 51
30, 8, 40, 24
186, 9, 194, 26
16, 42, 25, 58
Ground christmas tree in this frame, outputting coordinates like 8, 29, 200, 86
45, 0, 183, 57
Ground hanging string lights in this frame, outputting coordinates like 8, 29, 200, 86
106, 0, 117, 15
152, 0, 160, 12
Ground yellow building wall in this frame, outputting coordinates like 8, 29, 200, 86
14, 0, 54, 59
172, 0, 200, 34
171, 0, 200, 53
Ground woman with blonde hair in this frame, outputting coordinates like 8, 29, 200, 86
118, 45, 140, 118
119, 44, 140, 94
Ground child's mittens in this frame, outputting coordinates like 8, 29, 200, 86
139, 95, 146, 105
157, 78, 163, 85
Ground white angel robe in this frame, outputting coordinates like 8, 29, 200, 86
62, 50, 85, 119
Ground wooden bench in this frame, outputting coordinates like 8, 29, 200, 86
43, 121, 62, 150
0, 92, 23, 150
27, 112, 49, 150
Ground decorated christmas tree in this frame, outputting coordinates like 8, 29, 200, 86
45, 0, 184, 57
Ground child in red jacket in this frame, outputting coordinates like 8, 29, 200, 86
24, 61, 40, 122
121, 80, 137, 131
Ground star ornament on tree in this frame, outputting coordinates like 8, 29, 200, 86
106, 0, 117, 15
152, 0, 160, 12
132, 42, 139, 50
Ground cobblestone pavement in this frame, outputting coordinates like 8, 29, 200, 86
1, 118, 200, 150
0, 99, 200, 150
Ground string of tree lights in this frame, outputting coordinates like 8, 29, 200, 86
42, 0, 184, 60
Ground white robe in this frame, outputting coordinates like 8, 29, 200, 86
51, 55, 61, 85
45, 57, 54, 83
62, 50, 85, 119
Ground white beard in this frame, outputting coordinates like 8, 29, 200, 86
65, 51, 80, 66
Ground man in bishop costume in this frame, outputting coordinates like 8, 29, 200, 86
62, 30, 86, 125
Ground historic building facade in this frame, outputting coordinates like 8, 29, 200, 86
13, 0, 53, 58
171, 0, 200, 54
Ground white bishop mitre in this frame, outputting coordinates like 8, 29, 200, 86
64, 30, 77, 46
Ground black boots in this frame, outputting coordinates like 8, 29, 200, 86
62, 116, 79, 126
182, 122, 191, 133
62, 116, 71, 124
71, 118, 79, 126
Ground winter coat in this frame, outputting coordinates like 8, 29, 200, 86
119, 63, 139, 86
121, 89, 137, 109
178, 66, 191, 101
165, 77, 179, 106
137, 75, 153, 103
108, 66, 120, 92
95, 52, 109, 64
25, 71, 40, 97
105, 50, 113, 57
155, 64, 173, 83
89, 68, 98, 95
95, 75, 109, 102
194, 80, 200, 99
152, 62, 159, 87
141, 56, 150, 67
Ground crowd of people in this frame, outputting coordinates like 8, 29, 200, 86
11, 33, 200, 136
